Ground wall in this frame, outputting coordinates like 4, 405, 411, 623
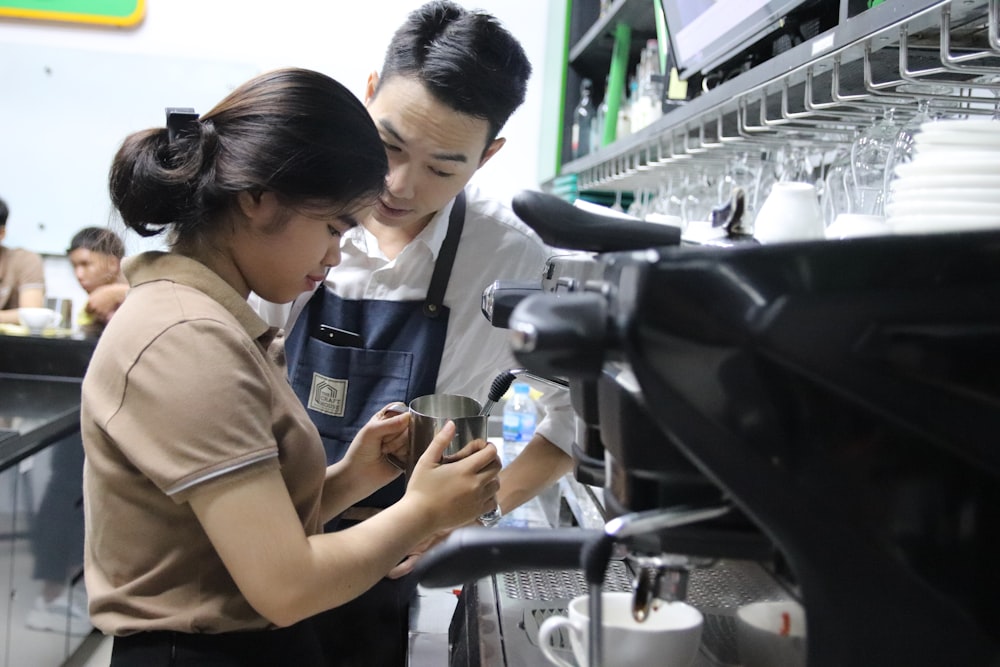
0, 0, 557, 305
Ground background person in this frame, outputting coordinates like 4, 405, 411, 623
66, 226, 128, 336
256, 3, 575, 665
82, 67, 500, 667
0, 196, 46, 324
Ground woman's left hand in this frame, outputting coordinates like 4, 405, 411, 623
343, 402, 410, 483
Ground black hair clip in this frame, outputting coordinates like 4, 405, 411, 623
165, 107, 200, 143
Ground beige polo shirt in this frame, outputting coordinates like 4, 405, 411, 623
0, 245, 45, 309
82, 251, 326, 635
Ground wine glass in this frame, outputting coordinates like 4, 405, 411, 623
719, 151, 762, 225
820, 143, 853, 228
883, 100, 934, 207
610, 190, 625, 212
848, 108, 900, 216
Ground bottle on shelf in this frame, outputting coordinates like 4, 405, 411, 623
571, 78, 595, 160
633, 39, 664, 132
592, 76, 610, 154
617, 77, 636, 140
501, 382, 537, 466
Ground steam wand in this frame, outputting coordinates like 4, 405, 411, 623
478, 367, 569, 417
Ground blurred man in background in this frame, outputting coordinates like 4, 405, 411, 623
0, 196, 45, 324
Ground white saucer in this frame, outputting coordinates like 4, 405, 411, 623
888, 174, 1000, 190
914, 140, 1000, 153
915, 131, 1000, 148
894, 155, 1000, 178
885, 200, 1000, 218
889, 214, 1000, 234
918, 118, 1000, 135
886, 187, 1000, 204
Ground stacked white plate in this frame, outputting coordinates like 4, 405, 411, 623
885, 118, 1000, 235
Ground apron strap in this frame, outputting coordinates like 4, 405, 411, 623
423, 190, 466, 318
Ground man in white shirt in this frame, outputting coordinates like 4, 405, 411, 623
255, 3, 574, 665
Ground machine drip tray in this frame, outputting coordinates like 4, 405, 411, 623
491, 558, 795, 667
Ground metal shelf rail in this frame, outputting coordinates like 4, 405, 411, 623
559, 0, 1000, 194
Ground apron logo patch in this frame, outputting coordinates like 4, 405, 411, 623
307, 373, 348, 417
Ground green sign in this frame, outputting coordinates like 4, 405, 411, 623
0, 0, 145, 27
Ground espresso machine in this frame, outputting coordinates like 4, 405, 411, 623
416, 190, 1000, 667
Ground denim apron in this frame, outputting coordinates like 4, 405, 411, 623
284, 191, 466, 511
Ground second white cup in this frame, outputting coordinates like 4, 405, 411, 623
538, 591, 703, 667
754, 181, 825, 244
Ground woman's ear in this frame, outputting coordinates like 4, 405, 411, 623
236, 191, 259, 219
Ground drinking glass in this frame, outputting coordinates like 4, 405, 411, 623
820, 144, 853, 228
849, 108, 899, 216
883, 100, 933, 206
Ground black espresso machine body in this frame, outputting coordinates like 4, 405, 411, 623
503, 191, 1000, 667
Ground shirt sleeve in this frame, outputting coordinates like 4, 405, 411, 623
18, 249, 45, 286
105, 317, 279, 501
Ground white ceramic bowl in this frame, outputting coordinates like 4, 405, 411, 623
736, 601, 807, 667
17, 307, 61, 332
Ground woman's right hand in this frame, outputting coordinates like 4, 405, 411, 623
404, 421, 501, 531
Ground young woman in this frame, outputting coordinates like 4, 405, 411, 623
81, 67, 501, 667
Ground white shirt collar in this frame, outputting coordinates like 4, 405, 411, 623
345, 195, 457, 263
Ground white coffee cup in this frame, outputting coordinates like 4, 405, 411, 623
754, 182, 825, 243
538, 591, 703, 667
735, 600, 807, 667
18, 307, 62, 333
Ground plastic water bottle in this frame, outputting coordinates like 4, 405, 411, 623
502, 382, 537, 466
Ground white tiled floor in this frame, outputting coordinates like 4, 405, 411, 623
65, 633, 112, 667
0, 518, 94, 666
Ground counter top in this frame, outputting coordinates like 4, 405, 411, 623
0, 330, 97, 378
0, 373, 83, 470
0, 331, 96, 469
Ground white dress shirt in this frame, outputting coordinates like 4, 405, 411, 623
255, 185, 575, 454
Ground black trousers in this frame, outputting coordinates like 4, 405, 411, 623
307, 513, 418, 667
311, 574, 417, 667
109, 620, 325, 667
32, 433, 85, 582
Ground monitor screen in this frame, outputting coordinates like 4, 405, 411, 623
662, 0, 811, 78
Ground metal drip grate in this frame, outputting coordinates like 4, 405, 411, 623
500, 559, 633, 602
686, 559, 791, 610
498, 560, 634, 653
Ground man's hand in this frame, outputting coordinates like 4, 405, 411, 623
86, 283, 128, 323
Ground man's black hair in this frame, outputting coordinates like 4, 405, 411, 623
377, 0, 532, 146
